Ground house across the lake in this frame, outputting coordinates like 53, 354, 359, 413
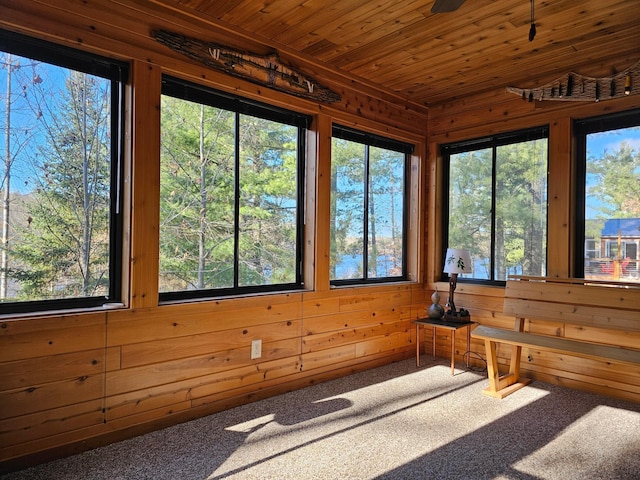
585, 218, 640, 280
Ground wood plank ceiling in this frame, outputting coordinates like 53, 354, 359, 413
160, 0, 640, 107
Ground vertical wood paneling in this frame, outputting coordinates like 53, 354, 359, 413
129, 59, 161, 308
547, 116, 572, 278
313, 114, 332, 292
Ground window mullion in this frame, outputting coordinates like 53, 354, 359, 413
363, 144, 370, 280
490, 144, 497, 281
233, 111, 241, 289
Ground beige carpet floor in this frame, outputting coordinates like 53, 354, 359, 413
2, 356, 639, 479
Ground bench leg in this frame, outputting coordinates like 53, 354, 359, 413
482, 339, 532, 399
485, 339, 501, 392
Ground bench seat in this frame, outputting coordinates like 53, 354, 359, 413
472, 325, 640, 367
472, 276, 640, 399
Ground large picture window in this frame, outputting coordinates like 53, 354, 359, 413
330, 125, 411, 285
442, 127, 548, 283
0, 31, 127, 313
575, 110, 640, 283
159, 77, 309, 300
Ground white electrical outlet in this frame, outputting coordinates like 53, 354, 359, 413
251, 339, 262, 359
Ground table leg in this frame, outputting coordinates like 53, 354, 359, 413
432, 326, 436, 360
451, 329, 456, 375
466, 324, 471, 369
416, 323, 420, 367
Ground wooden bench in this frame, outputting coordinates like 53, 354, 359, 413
471, 276, 640, 398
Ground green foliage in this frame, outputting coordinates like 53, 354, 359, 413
449, 137, 548, 280
587, 140, 640, 218
158, 98, 300, 292
329, 139, 405, 280
7, 70, 111, 300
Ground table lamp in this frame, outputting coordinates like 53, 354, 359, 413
443, 248, 472, 317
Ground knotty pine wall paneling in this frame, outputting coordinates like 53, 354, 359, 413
428, 91, 640, 402
0, 0, 427, 470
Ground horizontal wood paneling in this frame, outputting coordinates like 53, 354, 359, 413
0, 313, 106, 362
0, 400, 104, 449
0, 349, 105, 390
0, 0, 426, 463
119, 320, 303, 368
0, 374, 104, 420
1, 0, 639, 472
427, 70, 640, 404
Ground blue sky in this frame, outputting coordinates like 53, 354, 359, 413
585, 126, 640, 219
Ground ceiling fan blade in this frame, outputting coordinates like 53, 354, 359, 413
431, 0, 467, 13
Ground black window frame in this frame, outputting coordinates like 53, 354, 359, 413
0, 29, 127, 314
441, 125, 550, 286
330, 124, 413, 286
159, 76, 311, 302
573, 108, 640, 279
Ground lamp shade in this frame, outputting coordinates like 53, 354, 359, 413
443, 248, 472, 275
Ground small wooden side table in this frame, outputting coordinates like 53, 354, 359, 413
413, 317, 474, 375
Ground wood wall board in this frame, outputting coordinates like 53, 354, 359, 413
0, 422, 110, 468
189, 350, 410, 421
566, 325, 640, 350
106, 299, 303, 346
302, 320, 409, 354
105, 381, 197, 419
355, 332, 412, 358
106, 337, 301, 396
526, 370, 639, 403
0, 314, 106, 362
105, 347, 122, 373
302, 283, 425, 320
104, 364, 259, 420
438, 289, 505, 311
0, 349, 105, 391
109, 353, 408, 438
119, 319, 302, 368
188, 352, 410, 422
0, 374, 104, 420
337, 289, 413, 313
300, 344, 356, 372
428, 93, 640, 140
188, 357, 303, 408
522, 361, 640, 397
0, 1, 158, 63
524, 349, 640, 384
102, 400, 194, 436
302, 308, 409, 336
105, 356, 302, 421
0, 399, 104, 449
301, 295, 342, 319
